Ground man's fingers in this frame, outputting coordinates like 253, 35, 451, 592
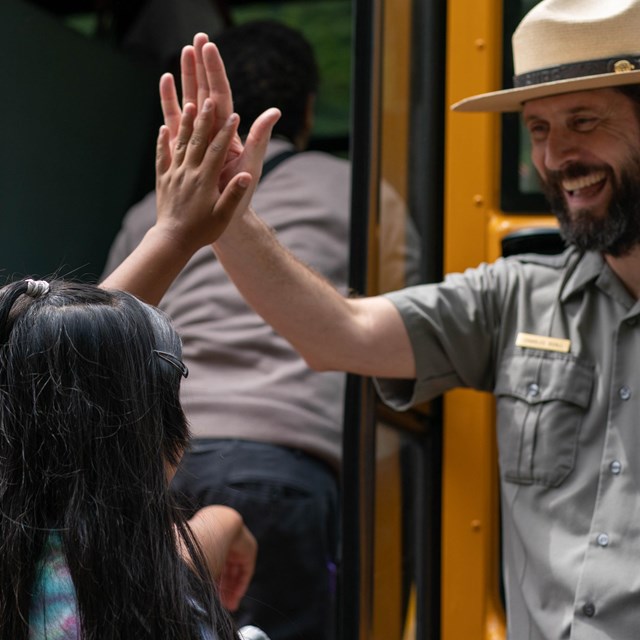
159, 73, 181, 139
194, 33, 211, 112
202, 42, 234, 129
181, 46, 197, 108
173, 102, 197, 167
241, 108, 282, 176
213, 171, 253, 230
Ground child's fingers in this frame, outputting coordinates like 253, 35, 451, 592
193, 112, 240, 179
155, 125, 171, 177
172, 103, 197, 167
159, 73, 181, 139
183, 99, 215, 166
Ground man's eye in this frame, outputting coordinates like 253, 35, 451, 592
573, 117, 597, 131
527, 124, 547, 140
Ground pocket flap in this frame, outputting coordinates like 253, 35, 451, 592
495, 352, 593, 409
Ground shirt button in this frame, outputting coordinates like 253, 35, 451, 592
583, 603, 596, 617
597, 533, 609, 547
527, 383, 540, 397
610, 460, 622, 475
619, 386, 632, 401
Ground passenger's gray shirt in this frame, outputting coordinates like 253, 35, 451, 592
376, 248, 640, 639
103, 139, 350, 468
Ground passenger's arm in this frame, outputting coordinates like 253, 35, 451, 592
187, 506, 257, 612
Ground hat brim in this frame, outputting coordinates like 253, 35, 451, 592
451, 69, 640, 112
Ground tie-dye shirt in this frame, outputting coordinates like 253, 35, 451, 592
26, 533, 228, 639
29, 533, 79, 639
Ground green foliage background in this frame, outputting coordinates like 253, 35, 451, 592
66, 1, 353, 143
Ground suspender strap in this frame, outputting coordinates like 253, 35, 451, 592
259, 150, 299, 183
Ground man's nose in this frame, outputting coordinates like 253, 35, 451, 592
544, 128, 580, 172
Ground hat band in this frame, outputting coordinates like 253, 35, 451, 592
513, 55, 640, 88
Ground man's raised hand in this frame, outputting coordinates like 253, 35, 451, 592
159, 33, 280, 211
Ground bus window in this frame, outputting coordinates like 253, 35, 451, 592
501, 0, 550, 213
344, 0, 446, 638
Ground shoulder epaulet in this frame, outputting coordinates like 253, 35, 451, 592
505, 247, 577, 269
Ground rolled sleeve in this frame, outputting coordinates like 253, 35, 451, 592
373, 264, 501, 411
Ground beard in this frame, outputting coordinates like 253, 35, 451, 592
541, 156, 640, 257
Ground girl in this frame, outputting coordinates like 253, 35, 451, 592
0, 278, 255, 638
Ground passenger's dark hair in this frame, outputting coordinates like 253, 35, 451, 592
214, 20, 319, 141
0, 280, 235, 639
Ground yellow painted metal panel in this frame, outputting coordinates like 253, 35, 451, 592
443, 0, 508, 637
486, 212, 557, 261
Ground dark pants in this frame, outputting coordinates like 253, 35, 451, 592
171, 439, 339, 640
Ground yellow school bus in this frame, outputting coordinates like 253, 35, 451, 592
2, 0, 560, 638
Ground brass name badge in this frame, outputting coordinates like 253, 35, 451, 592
515, 332, 571, 353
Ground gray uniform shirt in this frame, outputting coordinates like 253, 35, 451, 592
375, 247, 640, 639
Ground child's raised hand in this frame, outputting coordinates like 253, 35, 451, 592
155, 97, 251, 250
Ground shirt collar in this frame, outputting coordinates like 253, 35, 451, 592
559, 250, 603, 303
560, 250, 636, 310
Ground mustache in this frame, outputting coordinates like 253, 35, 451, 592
545, 163, 610, 185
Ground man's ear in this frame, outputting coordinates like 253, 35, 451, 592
296, 94, 316, 150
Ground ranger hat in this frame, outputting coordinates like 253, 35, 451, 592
452, 0, 640, 112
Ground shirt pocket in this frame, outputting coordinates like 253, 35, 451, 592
494, 351, 593, 487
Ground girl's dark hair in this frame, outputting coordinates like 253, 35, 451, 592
0, 280, 234, 639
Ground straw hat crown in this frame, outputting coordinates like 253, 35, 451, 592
453, 0, 640, 112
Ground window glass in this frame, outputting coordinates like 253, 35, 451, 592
500, 0, 548, 212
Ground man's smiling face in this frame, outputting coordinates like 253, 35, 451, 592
524, 87, 640, 256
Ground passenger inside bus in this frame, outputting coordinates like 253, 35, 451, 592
103, 22, 350, 640
142, 0, 640, 637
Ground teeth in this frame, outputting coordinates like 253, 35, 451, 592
562, 171, 606, 193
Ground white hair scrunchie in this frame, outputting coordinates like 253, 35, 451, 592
25, 279, 51, 298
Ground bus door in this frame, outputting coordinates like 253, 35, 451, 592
340, 0, 445, 638
342, 0, 558, 638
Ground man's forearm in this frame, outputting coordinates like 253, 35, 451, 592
213, 208, 415, 378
